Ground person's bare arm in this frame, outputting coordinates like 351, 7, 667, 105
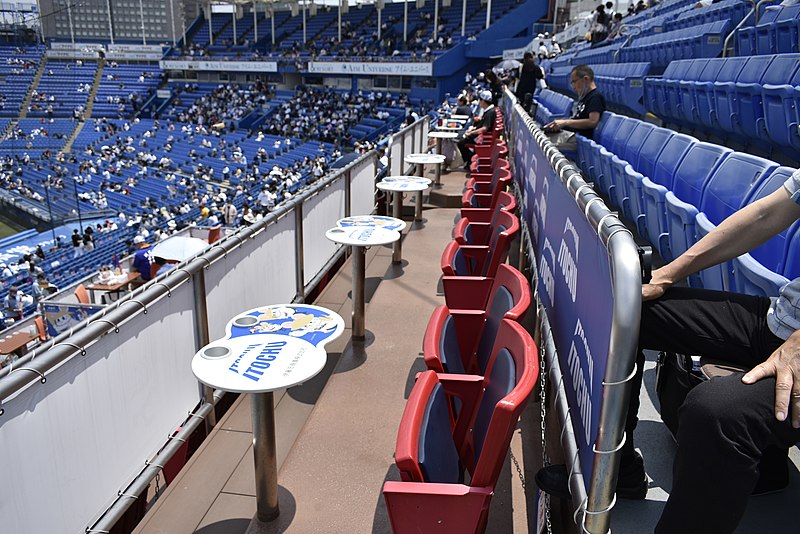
642, 185, 800, 300
544, 111, 601, 132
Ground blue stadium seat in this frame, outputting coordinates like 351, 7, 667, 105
694, 153, 779, 290
708, 56, 748, 134
773, 4, 800, 53
691, 58, 728, 130
762, 54, 800, 152
664, 142, 730, 277
755, 5, 784, 54
731, 167, 798, 296
640, 132, 696, 261
677, 59, 711, 125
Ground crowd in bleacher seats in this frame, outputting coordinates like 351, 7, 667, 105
166, 80, 274, 125
259, 87, 409, 145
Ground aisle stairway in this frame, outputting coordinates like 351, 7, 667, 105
18, 58, 47, 120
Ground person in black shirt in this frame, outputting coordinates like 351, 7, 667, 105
457, 90, 497, 169
515, 51, 544, 102
543, 64, 606, 146
454, 95, 472, 117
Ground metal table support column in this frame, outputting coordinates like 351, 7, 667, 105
392, 192, 403, 263
352, 246, 366, 339
415, 163, 425, 221
433, 140, 443, 187
251, 391, 279, 522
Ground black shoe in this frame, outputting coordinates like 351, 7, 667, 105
616, 451, 648, 500
535, 452, 648, 501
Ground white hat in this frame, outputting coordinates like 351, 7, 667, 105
479, 90, 493, 102
133, 235, 145, 244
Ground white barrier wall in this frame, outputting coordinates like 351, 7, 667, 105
390, 137, 403, 176
351, 157, 379, 221
205, 214, 299, 340
302, 182, 346, 286
0, 285, 199, 534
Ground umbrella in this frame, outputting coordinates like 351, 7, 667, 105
151, 236, 209, 262
493, 59, 522, 72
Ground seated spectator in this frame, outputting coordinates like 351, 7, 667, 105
457, 90, 497, 170
543, 64, 606, 150
3, 286, 33, 322
538, 168, 800, 533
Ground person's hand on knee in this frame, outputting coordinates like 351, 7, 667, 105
743, 329, 800, 427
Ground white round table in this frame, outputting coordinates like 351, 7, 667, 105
428, 130, 459, 163
192, 304, 344, 522
337, 215, 407, 232
405, 152, 447, 187
449, 114, 471, 121
377, 175, 432, 226
325, 225, 401, 339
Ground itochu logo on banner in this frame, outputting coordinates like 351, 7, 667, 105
514, 115, 613, 488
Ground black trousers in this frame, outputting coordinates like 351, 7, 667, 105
627, 287, 800, 533
457, 134, 477, 166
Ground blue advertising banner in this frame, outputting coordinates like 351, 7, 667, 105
43, 303, 105, 337
510, 105, 614, 488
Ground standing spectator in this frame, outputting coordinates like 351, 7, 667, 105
32, 273, 54, 305
590, 4, 609, 43
515, 52, 544, 102
71, 229, 83, 257
35, 244, 46, 261
222, 200, 238, 227
82, 230, 95, 252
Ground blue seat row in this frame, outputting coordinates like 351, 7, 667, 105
643, 54, 800, 155
548, 62, 651, 115
576, 112, 799, 296
736, 4, 800, 55
533, 89, 573, 125
619, 19, 730, 70
664, 0, 750, 33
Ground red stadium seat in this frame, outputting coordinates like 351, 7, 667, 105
423, 264, 531, 375
461, 167, 513, 210
383, 319, 538, 534
459, 190, 517, 225
441, 210, 519, 278
454, 193, 517, 246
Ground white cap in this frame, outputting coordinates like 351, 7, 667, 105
479, 90, 493, 102
133, 235, 145, 244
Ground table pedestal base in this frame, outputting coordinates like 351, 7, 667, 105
352, 246, 366, 339
392, 192, 403, 263
251, 392, 279, 522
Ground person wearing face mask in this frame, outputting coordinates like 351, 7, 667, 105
543, 64, 605, 142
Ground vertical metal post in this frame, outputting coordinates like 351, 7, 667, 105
461, 0, 466, 36
434, 0, 439, 40
253, 0, 258, 43
352, 246, 366, 339
251, 392, 280, 522
392, 191, 403, 263
303, 0, 306, 44
377, 5, 381, 40
271, 6, 275, 46
232, 7, 237, 45
73, 178, 83, 233
485, 0, 492, 30
403, 0, 407, 43
338, 0, 342, 42
106, 0, 115, 44
399, 131, 406, 174
344, 170, 352, 217
208, 2, 214, 46
294, 202, 305, 303
192, 268, 217, 430
140, 0, 147, 44
67, 0, 75, 46
170, 0, 177, 46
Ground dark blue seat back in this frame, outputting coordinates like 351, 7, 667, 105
635, 126, 674, 179
621, 122, 656, 165
699, 153, 779, 226
418, 383, 462, 483
652, 133, 697, 189
439, 315, 466, 375
472, 348, 516, 460
476, 286, 515, 374
609, 117, 639, 156
745, 167, 797, 269
671, 142, 731, 207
